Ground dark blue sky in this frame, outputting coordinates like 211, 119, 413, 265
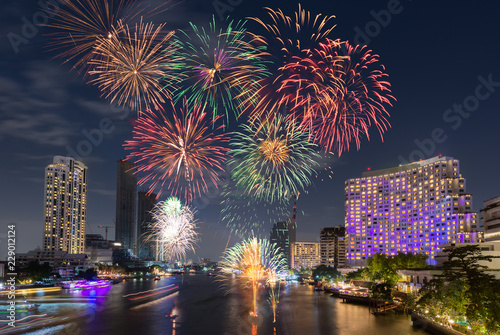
1, 0, 499, 261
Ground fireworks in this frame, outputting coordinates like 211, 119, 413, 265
124, 98, 229, 202
44, 0, 175, 75
218, 238, 287, 317
88, 19, 182, 112
228, 114, 321, 202
150, 198, 199, 262
169, 17, 269, 123
240, 5, 340, 123
311, 41, 394, 154
249, 4, 337, 64
220, 184, 291, 238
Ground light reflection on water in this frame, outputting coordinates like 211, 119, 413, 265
21, 276, 428, 335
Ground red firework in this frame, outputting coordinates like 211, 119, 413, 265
311, 41, 395, 155
124, 98, 229, 202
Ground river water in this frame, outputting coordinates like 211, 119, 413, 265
21, 274, 428, 335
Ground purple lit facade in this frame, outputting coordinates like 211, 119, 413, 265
345, 156, 483, 266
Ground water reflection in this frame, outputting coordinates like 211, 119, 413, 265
20, 275, 428, 335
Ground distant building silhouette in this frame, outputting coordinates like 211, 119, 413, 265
137, 191, 157, 260
115, 159, 136, 252
320, 226, 346, 268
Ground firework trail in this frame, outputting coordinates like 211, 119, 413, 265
124, 98, 229, 203
218, 238, 287, 317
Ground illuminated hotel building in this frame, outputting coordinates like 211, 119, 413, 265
345, 156, 482, 266
291, 242, 321, 269
43, 156, 87, 254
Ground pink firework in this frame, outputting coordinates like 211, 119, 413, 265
124, 98, 229, 202
312, 41, 395, 155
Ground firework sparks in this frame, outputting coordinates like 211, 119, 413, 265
228, 114, 320, 202
219, 184, 291, 238
150, 198, 199, 262
169, 17, 269, 123
124, 98, 229, 203
239, 5, 340, 122
218, 238, 287, 317
44, 0, 175, 75
88, 19, 182, 112
311, 41, 395, 154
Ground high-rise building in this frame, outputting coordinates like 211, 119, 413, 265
270, 221, 292, 267
345, 156, 482, 266
115, 159, 136, 251
137, 191, 157, 259
481, 197, 500, 242
43, 156, 87, 254
320, 227, 346, 268
291, 242, 321, 269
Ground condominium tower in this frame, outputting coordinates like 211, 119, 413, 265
345, 156, 482, 266
320, 226, 346, 268
115, 159, 136, 251
43, 156, 87, 253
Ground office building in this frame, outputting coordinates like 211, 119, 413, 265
345, 156, 482, 266
43, 156, 87, 254
481, 197, 500, 242
137, 191, 157, 260
115, 159, 136, 251
270, 221, 293, 267
291, 242, 321, 269
320, 226, 346, 268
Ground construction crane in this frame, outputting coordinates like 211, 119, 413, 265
98, 224, 115, 240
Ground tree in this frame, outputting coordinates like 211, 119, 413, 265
346, 267, 370, 281
22, 261, 53, 281
312, 265, 341, 281
417, 245, 500, 334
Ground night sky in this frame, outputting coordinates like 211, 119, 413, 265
1, 0, 499, 262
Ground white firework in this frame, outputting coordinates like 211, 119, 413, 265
150, 198, 199, 263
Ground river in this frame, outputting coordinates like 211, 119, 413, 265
14, 274, 428, 335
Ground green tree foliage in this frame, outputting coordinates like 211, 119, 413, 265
371, 282, 394, 300
23, 261, 53, 281
366, 252, 429, 286
417, 245, 500, 334
312, 265, 341, 281
346, 267, 370, 281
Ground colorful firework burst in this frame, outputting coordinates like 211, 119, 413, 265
228, 114, 320, 202
44, 0, 174, 75
218, 238, 287, 317
169, 17, 269, 123
88, 19, 182, 112
124, 98, 229, 203
249, 4, 337, 64
150, 199, 199, 262
311, 41, 395, 154
240, 5, 340, 122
